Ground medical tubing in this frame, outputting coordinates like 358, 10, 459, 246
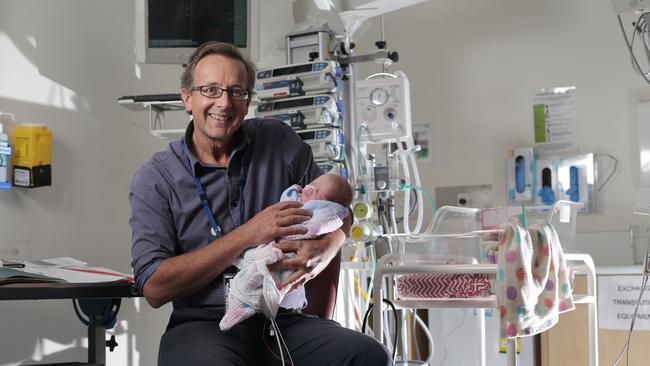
617, 14, 650, 85
414, 310, 435, 365
597, 153, 619, 192
263, 319, 293, 366
612, 274, 647, 366
406, 137, 424, 233
342, 264, 357, 329
274, 318, 294, 366
361, 298, 399, 361
274, 320, 286, 366
411, 310, 421, 360
400, 310, 409, 363
611, 232, 650, 366
363, 245, 377, 320
395, 188, 417, 225
393, 130, 424, 234
378, 196, 389, 232
389, 193, 399, 233
400, 183, 437, 214
72, 298, 120, 328
355, 124, 373, 209
356, 124, 365, 186
393, 133, 413, 234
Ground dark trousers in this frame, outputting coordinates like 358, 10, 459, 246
158, 307, 392, 366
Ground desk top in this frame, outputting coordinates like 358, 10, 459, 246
0, 281, 136, 301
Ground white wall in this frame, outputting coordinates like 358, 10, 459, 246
351, 0, 650, 248
0, 0, 175, 364
0, 0, 297, 365
0, 0, 647, 364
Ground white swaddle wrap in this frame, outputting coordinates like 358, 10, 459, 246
219, 185, 348, 331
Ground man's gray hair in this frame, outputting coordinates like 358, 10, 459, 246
181, 42, 256, 93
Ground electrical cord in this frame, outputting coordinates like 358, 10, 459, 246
611, 231, 650, 366
72, 298, 121, 329
326, 72, 338, 88
437, 309, 468, 366
400, 183, 437, 213
395, 187, 417, 224
273, 318, 294, 366
262, 318, 294, 366
596, 153, 619, 192
410, 309, 435, 365
617, 13, 650, 85
362, 298, 399, 362
411, 309, 421, 360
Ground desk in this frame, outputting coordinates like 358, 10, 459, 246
0, 281, 135, 366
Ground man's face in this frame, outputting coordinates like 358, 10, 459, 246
181, 54, 250, 146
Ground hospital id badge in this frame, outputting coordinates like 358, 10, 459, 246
222, 266, 238, 309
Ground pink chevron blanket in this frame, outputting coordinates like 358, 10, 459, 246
397, 273, 492, 299
395, 255, 492, 299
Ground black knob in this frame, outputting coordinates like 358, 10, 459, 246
309, 52, 319, 61
349, 42, 356, 50
388, 51, 399, 63
106, 335, 118, 352
375, 41, 386, 49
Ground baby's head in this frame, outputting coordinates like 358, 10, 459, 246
301, 174, 352, 206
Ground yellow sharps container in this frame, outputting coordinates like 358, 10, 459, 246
13, 124, 52, 187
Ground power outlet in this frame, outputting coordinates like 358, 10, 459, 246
457, 193, 470, 207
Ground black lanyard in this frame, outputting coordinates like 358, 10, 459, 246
181, 141, 246, 237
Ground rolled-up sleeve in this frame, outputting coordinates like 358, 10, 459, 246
129, 163, 176, 294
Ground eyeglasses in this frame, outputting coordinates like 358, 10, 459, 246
190, 85, 250, 101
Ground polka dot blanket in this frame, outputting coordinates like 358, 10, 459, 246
496, 222, 574, 338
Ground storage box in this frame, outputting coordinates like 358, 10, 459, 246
12, 124, 51, 187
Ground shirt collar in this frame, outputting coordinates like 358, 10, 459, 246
181, 120, 251, 175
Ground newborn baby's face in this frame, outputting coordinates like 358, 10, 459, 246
301, 184, 323, 202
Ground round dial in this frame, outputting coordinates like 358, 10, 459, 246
370, 88, 389, 106
350, 225, 366, 240
353, 201, 371, 219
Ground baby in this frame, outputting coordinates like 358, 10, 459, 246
219, 174, 353, 331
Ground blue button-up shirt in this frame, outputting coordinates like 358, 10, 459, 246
129, 118, 321, 308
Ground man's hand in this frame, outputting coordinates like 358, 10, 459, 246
236, 201, 312, 246
269, 229, 345, 291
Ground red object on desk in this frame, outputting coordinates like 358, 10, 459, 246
62, 266, 134, 283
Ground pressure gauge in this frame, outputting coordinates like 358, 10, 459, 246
352, 201, 372, 220
350, 222, 381, 242
370, 88, 389, 106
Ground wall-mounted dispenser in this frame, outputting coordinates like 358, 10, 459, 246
506, 148, 534, 202
557, 153, 596, 212
535, 159, 557, 206
506, 149, 596, 212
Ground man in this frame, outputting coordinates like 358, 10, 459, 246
129, 41, 391, 365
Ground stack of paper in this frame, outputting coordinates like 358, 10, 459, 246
1, 257, 133, 284
0, 267, 65, 284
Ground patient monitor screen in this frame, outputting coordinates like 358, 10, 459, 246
148, 0, 247, 48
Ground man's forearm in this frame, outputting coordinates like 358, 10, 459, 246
142, 230, 250, 308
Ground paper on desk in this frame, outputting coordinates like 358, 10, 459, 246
22, 258, 133, 283
26, 257, 88, 267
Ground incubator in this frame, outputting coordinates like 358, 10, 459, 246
369, 201, 598, 366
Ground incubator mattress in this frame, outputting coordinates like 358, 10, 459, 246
396, 273, 492, 299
